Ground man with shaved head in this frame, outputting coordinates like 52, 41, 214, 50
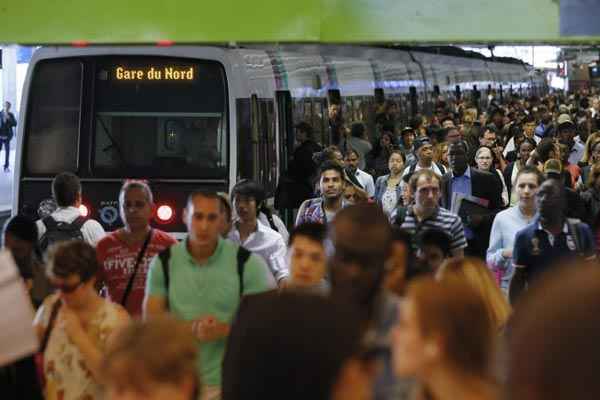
330, 204, 392, 306
329, 204, 412, 400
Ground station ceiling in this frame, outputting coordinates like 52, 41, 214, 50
0, 0, 598, 44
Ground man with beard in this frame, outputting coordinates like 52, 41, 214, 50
345, 148, 375, 198
329, 203, 412, 400
296, 161, 349, 226
510, 179, 596, 303
441, 141, 502, 259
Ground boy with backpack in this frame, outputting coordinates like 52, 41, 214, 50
36, 172, 105, 252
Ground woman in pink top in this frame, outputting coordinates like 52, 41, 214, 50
96, 181, 176, 316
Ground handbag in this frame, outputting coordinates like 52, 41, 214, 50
34, 299, 62, 388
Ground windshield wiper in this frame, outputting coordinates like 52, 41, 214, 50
97, 116, 126, 164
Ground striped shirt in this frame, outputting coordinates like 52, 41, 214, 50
400, 206, 467, 252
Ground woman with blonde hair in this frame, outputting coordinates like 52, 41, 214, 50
437, 257, 512, 331
433, 142, 449, 169
102, 316, 198, 400
392, 277, 498, 400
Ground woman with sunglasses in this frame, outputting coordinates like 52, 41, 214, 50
34, 241, 130, 400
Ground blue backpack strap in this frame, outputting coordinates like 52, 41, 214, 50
237, 246, 251, 297
158, 247, 172, 309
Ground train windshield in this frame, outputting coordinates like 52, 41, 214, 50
24, 56, 228, 179
93, 57, 227, 179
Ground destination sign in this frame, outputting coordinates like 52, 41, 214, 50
114, 65, 196, 81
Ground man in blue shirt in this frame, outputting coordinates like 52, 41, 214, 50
510, 179, 596, 303
441, 141, 503, 259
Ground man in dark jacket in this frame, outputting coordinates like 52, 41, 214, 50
276, 122, 322, 212
0, 101, 17, 172
441, 141, 503, 259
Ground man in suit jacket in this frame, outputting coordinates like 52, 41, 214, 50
441, 141, 503, 259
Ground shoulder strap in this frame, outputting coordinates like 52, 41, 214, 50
237, 246, 251, 297
158, 246, 172, 309
70, 216, 87, 229
408, 162, 417, 175
40, 300, 62, 353
435, 162, 446, 175
120, 229, 153, 307
42, 216, 57, 230
394, 207, 407, 226
566, 219, 584, 254
265, 212, 278, 232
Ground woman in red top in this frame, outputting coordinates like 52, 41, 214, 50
96, 181, 176, 316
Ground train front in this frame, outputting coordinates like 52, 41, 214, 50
16, 49, 230, 238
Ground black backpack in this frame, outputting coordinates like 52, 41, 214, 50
39, 216, 86, 253
158, 245, 251, 310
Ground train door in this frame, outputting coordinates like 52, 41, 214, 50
250, 95, 277, 196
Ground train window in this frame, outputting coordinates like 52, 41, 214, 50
258, 99, 277, 195
24, 59, 82, 175
92, 57, 227, 179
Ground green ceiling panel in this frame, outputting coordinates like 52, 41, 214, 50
0, 0, 598, 44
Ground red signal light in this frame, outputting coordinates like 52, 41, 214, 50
79, 204, 90, 217
157, 205, 174, 222
71, 40, 89, 47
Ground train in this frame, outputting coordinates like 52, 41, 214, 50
13, 44, 546, 238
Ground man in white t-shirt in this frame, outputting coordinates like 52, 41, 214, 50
36, 172, 106, 249
401, 136, 445, 178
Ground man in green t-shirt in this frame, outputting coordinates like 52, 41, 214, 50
144, 190, 273, 400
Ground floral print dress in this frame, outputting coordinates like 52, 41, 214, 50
39, 295, 126, 400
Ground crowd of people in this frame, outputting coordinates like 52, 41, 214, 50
1, 88, 600, 400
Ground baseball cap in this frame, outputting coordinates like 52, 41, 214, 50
543, 159, 562, 176
401, 126, 415, 135
557, 114, 575, 129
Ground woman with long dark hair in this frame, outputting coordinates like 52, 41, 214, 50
504, 137, 536, 206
